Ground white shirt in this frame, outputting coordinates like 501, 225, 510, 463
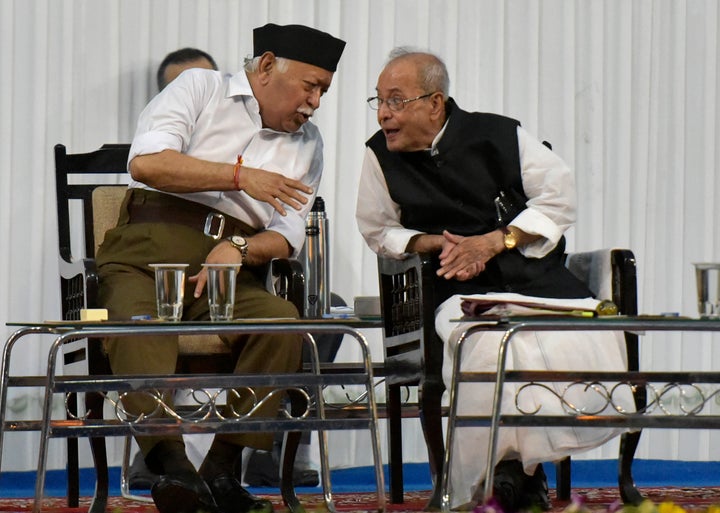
128, 68, 323, 256
355, 124, 576, 259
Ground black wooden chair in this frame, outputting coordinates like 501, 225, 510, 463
55, 143, 305, 512
377, 249, 644, 510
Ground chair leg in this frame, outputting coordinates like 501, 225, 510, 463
280, 390, 303, 513
85, 391, 109, 513
618, 431, 643, 505
66, 392, 80, 507
387, 383, 404, 504
555, 457, 571, 501
280, 432, 302, 513
619, 371, 645, 505
419, 381, 445, 511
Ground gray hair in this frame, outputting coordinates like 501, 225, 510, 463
387, 46, 450, 97
243, 55, 290, 73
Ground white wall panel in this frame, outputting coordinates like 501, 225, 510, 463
2, 0, 720, 474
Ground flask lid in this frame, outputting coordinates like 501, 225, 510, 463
311, 196, 325, 212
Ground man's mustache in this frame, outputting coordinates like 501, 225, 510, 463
298, 107, 315, 118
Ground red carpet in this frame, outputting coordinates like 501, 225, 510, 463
2, 488, 720, 513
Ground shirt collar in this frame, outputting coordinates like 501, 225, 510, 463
226, 71, 254, 98
427, 97, 457, 156
428, 117, 450, 156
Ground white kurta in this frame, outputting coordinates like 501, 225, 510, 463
435, 293, 636, 507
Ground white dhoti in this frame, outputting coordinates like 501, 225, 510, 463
435, 293, 636, 508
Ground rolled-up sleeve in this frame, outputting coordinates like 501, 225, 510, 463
511, 127, 577, 258
127, 72, 211, 169
129, 131, 185, 167
356, 148, 423, 259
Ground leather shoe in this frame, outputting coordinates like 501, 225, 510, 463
151, 470, 219, 513
521, 464, 552, 511
128, 452, 160, 490
491, 460, 525, 512
206, 473, 274, 513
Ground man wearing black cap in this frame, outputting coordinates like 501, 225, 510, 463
95, 23, 345, 513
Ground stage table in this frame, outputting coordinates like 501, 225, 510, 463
0, 318, 385, 513
440, 315, 720, 512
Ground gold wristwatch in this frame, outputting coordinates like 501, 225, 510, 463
502, 227, 518, 251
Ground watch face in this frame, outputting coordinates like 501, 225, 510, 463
504, 232, 518, 250
231, 235, 246, 246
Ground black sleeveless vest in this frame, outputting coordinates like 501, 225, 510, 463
365, 99, 590, 303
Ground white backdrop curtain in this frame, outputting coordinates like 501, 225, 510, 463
1, 0, 719, 473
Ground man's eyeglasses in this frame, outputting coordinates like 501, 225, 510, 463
366, 92, 435, 112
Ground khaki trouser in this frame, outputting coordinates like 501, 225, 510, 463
96, 190, 302, 456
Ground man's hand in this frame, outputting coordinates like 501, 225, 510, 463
189, 230, 292, 297
436, 230, 504, 281
236, 166, 313, 216
189, 240, 243, 298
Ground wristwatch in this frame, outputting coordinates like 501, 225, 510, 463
226, 235, 249, 260
502, 227, 518, 251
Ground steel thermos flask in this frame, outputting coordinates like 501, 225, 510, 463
301, 196, 330, 318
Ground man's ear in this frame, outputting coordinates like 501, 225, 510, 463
257, 52, 276, 85
429, 92, 445, 120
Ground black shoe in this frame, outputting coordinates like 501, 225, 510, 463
206, 473, 274, 513
128, 452, 161, 490
151, 470, 219, 513
491, 460, 525, 512
243, 450, 319, 487
521, 464, 551, 511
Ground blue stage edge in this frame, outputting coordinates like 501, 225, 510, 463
1, 460, 719, 498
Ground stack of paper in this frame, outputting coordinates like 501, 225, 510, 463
460, 296, 598, 318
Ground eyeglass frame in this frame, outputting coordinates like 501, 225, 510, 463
366, 92, 436, 112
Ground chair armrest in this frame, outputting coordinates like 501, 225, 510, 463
565, 248, 637, 315
59, 257, 99, 320
267, 258, 305, 315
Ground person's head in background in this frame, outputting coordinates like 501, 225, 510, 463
156, 47, 218, 91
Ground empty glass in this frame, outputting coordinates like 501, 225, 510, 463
149, 264, 188, 321
202, 263, 241, 321
693, 262, 720, 317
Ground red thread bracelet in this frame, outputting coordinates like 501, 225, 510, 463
233, 155, 243, 190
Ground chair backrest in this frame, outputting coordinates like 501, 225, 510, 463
377, 253, 442, 386
55, 143, 305, 318
91, 187, 126, 255
55, 143, 131, 263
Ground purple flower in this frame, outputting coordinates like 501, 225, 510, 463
474, 496, 506, 513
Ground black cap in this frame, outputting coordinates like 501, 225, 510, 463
253, 23, 346, 72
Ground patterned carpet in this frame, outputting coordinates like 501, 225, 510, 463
1, 488, 720, 513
